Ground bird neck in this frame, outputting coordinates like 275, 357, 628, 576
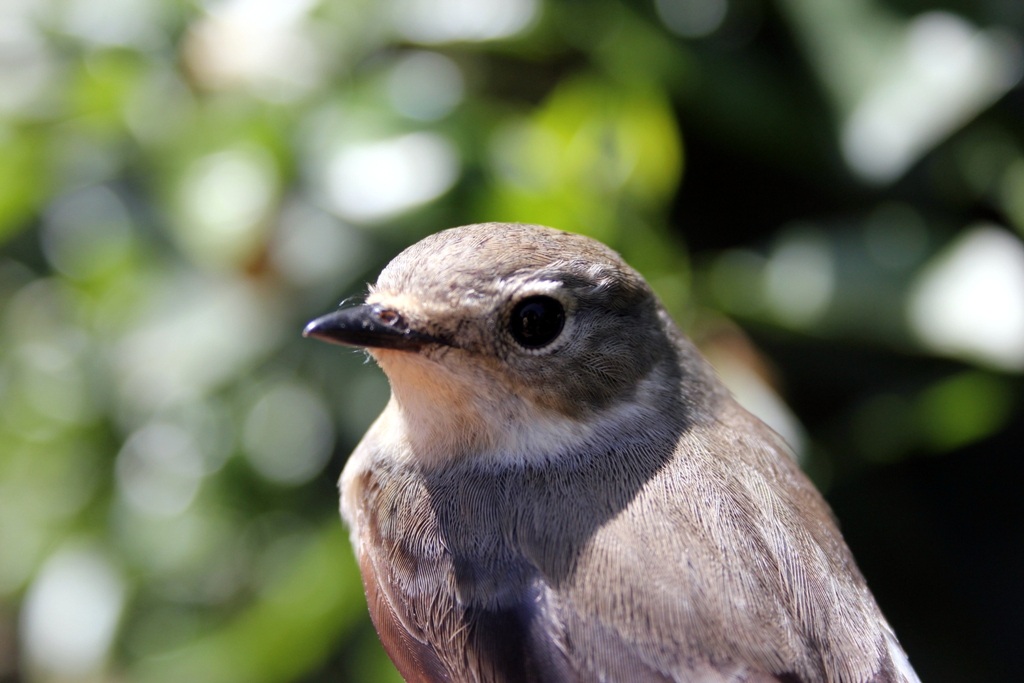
376, 354, 698, 471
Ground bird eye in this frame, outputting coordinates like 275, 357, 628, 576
509, 296, 565, 349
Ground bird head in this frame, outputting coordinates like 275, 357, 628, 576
304, 223, 712, 466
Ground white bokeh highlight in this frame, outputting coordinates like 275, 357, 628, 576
21, 545, 125, 679
243, 382, 335, 485
394, 0, 537, 43
765, 229, 835, 326
116, 422, 205, 517
908, 225, 1024, 371
387, 51, 465, 121
184, 0, 324, 99
842, 13, 1022, 183
323, 133, 459, 222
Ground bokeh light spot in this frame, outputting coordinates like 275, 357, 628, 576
243, 382, 335, 485
116, 277, 283, 414
271, 200, 369, 289
655, 0, 728, 38
178, 146, 278, 267
387, 51, 465, 121
915, 372, 1014, 450
394, 0, 537, 43
764, 227, 835, 327
0, 19, 55, 115
116, 422, 205, 517
21, 545, 125, 678
841, 12, 1022, 183
41, 185, 134, 282
323, 133, 459, 223
184, 0, 323, 99
908, 225, 1024, 371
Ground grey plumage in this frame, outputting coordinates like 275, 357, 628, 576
304, 223, 919, 683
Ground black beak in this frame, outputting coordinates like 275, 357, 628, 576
303, 304, 439, 351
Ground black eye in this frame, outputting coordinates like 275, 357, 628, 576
509, 296, 565, 349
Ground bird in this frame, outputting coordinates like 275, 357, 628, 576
303, 222, 920, 683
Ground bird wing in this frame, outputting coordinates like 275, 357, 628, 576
524, 401, 916, 682
352, 461, 581, 683
359, 547, 454, 683
347, 402, 917, 682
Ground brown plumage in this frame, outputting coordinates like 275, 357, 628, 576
304, 223, 919, 683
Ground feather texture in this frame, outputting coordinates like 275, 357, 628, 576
311, 223, 921, 683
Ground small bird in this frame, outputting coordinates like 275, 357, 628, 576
304, 223, 919, 683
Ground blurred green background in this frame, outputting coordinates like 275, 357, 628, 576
1, 0, 1022, 681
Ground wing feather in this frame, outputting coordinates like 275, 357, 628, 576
347, 400, 917, 682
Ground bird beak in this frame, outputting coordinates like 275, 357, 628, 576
303, 304, 439, 351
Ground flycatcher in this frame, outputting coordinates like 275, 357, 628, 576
304, 223, 919, 683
